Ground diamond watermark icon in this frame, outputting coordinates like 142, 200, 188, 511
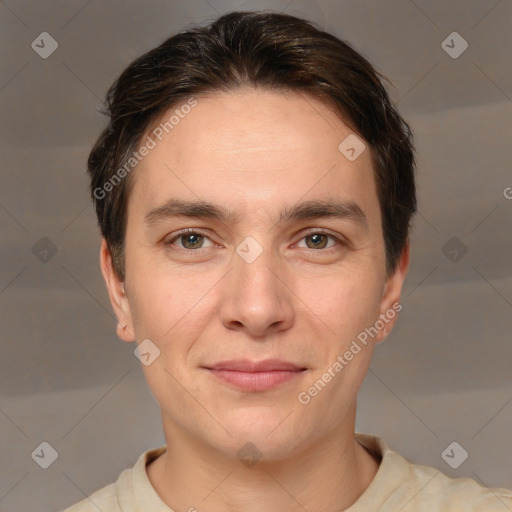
31, 32, 59, 59
442, 236, 468, 263
236, 236, 263, 264
441, 32, 468, 59
134, 338, 161, 366
237, 442, 262, 468
441, 441, 468, 469
32, 237, 58, 263
338, 134, 365, 161
31, 441, 58, 469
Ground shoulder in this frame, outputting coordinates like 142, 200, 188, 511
353, 433, 512, 511
60, 445, 166, 512
61, 480, 123, 512
408, 462, 512, 511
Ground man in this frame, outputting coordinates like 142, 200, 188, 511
63, 10, 512, 512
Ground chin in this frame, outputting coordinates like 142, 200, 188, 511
215, 415, 312, 462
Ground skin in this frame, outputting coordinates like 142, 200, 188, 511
100, 87, 409, 512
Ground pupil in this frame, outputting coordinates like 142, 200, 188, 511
308, 233, 326, 249
184, 234, 202, 248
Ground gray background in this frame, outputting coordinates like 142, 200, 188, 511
1, 1, 511, 511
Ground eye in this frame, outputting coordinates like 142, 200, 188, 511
164, 228, 345, 252
295, 230, 343, 250
164, 229, 215, 250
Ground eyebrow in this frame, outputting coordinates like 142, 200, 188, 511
144, 198, 368, 229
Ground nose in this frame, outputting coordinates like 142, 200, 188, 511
218, 241, 295, 339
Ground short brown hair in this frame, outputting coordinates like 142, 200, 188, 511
88, 10, 416, 280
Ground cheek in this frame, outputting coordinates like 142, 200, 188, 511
296, 267, 383, 340
126, 265, 216, 366
125, 268, 179, 344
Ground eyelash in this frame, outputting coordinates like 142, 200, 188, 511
164, 228, 346, 252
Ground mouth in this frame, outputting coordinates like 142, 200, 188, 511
203, 359, 308, 392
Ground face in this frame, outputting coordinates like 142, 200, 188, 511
101, 88, 409, 461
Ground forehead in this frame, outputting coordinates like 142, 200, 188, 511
151, 88, 362, 167
129, 88, 379, 226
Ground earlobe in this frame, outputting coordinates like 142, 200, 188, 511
116, 319, 134, 341
99, 239, 135, 342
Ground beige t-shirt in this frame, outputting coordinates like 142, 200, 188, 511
62, 433, 512, 511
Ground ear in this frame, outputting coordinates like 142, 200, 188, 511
100, 238, 135, 342
374, 241, 410, 343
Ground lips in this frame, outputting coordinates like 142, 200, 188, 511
203, 359, 307, 391
205, 359, 306, 372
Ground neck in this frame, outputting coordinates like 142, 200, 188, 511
147, 414, 379, 512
